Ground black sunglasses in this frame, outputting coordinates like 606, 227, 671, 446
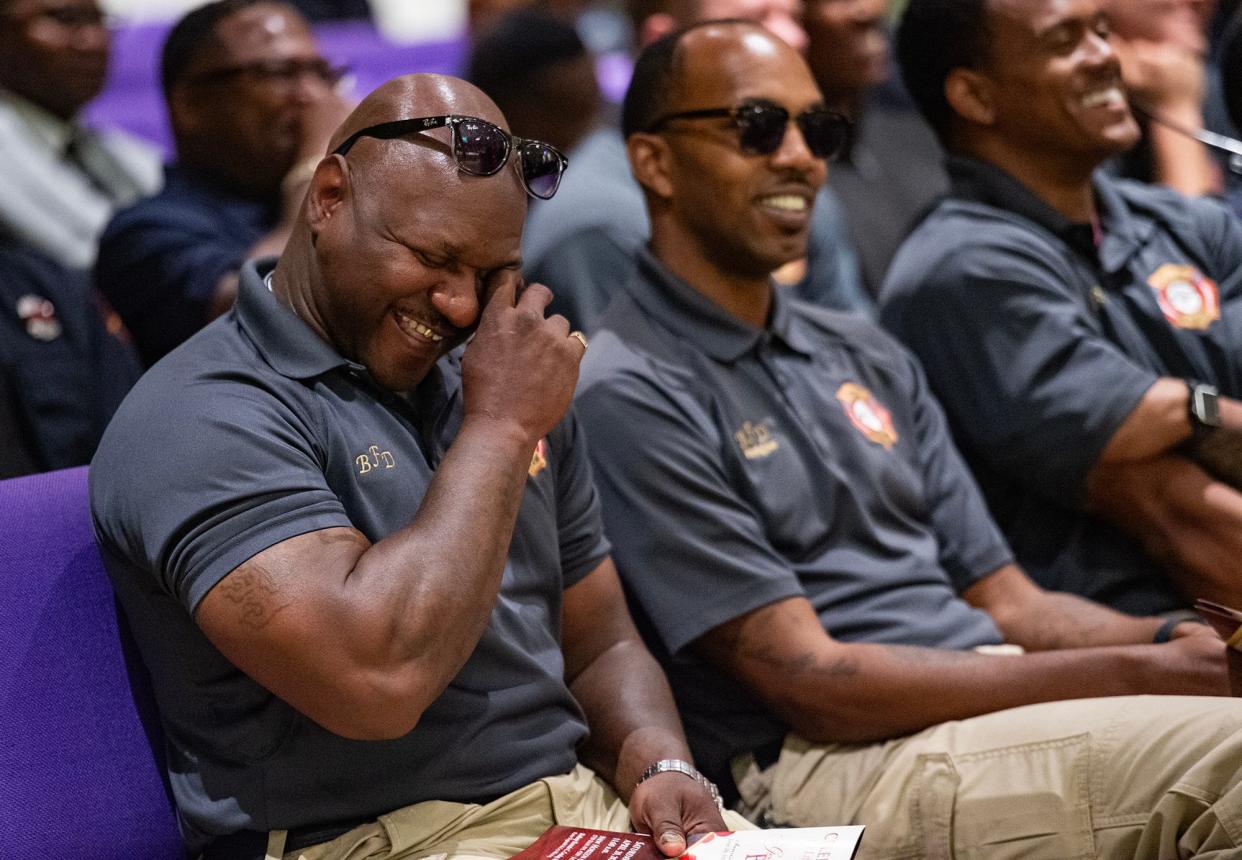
332, 115, 569, 200
647, 101, 851, 161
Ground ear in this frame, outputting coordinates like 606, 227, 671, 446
627, 132, 675, 201
306, 155, 347, 236
640, 13, 677, 47
945, 67, 996, 127
167, 85, 201, 138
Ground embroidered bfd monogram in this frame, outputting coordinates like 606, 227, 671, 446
529, 438, 549, 477
1148, 263, 1220, 330
735, 421, 779, 460
356, 445, 396, 475
836, 382, 898, 449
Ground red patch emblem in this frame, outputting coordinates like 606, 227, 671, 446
529, 438, 548, 477
836, 382, 898, 449
1148, 263, 1219, 330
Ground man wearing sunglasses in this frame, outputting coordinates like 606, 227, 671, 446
95, 0, 352, 366
577, 20, 1242, 858
91, 71, 740, 860
0, 0, 161, 270
518, 0, 872, 334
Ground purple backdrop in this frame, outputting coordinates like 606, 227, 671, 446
86, 19, 468, 155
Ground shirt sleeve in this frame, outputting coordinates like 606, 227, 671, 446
90, 373, 351, 614
576, 366, 805, 657
904, 349, 1014, 590
882, 236, 1158, 503
95, 202, 248, 364
549, 409, 611, 588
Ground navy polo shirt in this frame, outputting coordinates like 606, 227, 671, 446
0, 241, 140, 477
576, 250, 1006, 792
96, 164, 278, 366
881, 157, 1242, 614
90, 260, 608, 850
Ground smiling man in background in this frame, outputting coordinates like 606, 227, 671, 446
882, 0, 1242, 617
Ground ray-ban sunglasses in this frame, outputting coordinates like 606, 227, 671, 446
332, 115, 569, 199
647, 99, 852, 160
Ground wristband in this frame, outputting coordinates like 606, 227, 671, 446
636, 758, 724, 811
1153, 617, 1182, 643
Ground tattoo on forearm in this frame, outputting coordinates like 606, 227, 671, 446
217, 562, 292, 630
739, 641, 860, 678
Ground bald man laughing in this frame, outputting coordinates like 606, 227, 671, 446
90, 73, 741, 860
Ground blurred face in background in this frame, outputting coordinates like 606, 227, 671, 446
170, 2, 341, 194
0, 0, 110, 119
804, 0, 890, 108
698, 0, 808, 51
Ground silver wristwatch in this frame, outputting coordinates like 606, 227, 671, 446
636, 758, 724, 810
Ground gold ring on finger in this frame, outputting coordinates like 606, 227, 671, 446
569, 330, 588, 350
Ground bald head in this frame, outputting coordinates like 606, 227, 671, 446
279, 72, 528, 393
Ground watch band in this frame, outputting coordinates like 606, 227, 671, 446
1188, 381, 1222, 440
636, 759, 724, 810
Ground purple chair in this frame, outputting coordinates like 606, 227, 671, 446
0, 467, 184, 859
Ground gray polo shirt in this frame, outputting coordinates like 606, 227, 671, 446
90, 260, 609, 851
576, 250, 1006, 792
882, 157, 1242, 614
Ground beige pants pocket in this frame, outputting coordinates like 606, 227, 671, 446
934, 732, 1096, 860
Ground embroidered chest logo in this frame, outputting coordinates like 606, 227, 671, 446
735, 421, 779, 460
837, 382, 898, 450
1148, 263, 1219, 330
356, 445, 395, 475
16, 294, 62, 342
529, 438, 549, 477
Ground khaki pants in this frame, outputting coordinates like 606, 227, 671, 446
732, 695, 1242, 860
269, 765, 752, 860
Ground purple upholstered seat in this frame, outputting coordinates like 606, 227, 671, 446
0, 467, 183, 859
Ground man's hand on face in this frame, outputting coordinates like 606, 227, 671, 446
1112, 37, 1205, 114
629, 771, 728, 857
461, 271, 584, 447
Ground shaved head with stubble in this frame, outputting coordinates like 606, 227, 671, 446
272, 73, 529, 392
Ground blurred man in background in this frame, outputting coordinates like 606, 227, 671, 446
0, 0, 161, 270
95, 0, 351, 366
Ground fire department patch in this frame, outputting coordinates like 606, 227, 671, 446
836, 382, 898, 449
1148, 263, 1219, 330
529, 438, 548, 477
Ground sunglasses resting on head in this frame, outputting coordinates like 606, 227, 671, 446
646, 99, 852, 161
333, 115, 569, 200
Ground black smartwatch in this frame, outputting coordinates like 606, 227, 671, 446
1188, 382, 1222, 441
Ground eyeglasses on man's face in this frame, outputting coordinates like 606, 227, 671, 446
332, 115, 569, 200
188, 57, 348, 90
647, 99, 852, 161
2, 3, 113, 31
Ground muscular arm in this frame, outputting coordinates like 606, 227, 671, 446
563, 558, 726, 853
196, 279, 584, 740
693, 596, 1227, 745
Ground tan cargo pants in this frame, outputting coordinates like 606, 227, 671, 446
268, 765, 753, 860
732, 695, 1242, 859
